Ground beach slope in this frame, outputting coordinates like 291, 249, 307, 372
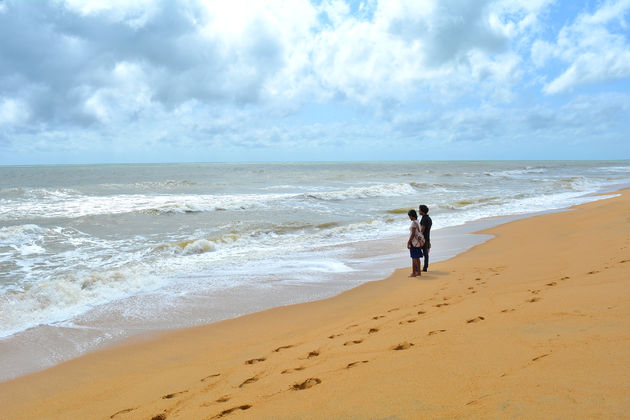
1, 189, 629, 419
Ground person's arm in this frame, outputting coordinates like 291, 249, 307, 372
407, 224, 416, 248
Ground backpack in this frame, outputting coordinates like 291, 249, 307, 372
413, 220, 425, 247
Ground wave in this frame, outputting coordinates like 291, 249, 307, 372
300, 183, 418, 201
0, 192, 295, 220
446, 196, 504, 209
483, 167, 547, 177
0, 223, 45, 241
155, 238, 224, 255
0, 262, 172, 338
99, 180, 199, 191
551, 176, 592, 191
597, 165, 630, 173
386, 208, 411, 214
0, 187, 81, 200
155, 221, 347, 256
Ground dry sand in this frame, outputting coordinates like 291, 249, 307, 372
1, 189, 629, 419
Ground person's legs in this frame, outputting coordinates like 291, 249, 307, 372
422, 241, 430, 271
410, 258, 420, 277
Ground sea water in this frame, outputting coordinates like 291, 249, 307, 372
1, 161, 629, 380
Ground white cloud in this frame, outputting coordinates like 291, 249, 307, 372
306, 0, 545, 105
391, 91, 630, 148
0, 0, 628, 163
0, 0, 543, 127
0, 97, 30, 126
56, 0, 159, 28
543, 0, 630, 94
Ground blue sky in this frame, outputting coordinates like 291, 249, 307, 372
0, 0, 629, 164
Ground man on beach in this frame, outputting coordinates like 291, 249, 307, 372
419, 204, 432, 272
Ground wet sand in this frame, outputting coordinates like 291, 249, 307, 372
1, 189, 629, 419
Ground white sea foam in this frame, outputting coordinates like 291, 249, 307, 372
483, 167, 547, 177
0, 192, 295, 220
300, 183, 418, 201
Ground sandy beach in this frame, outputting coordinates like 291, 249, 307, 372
1, 188, 629, 419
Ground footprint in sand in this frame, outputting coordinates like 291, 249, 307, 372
328, 333, 342, 339
587, 270, 600, 275
391, 342, 414, 350
162, 390, 188, 399
346, 360, 369, 369
245, 357, 266, 365
428, 329, 446, 336
215, 395, 231, 403
620, 259, 629, 263
211, 405, 252, 419
466, 316, 485, 323
501, 308, 515, 313
372, 315, 386, 320
527, 297, 541, 303
201, 373, 221, 382
560, 276, 570, 281
307, 350, 320, 358
529, 289, 540, 295
417, 310, 426, 315
387, 308, 400, 313
110, 408, 136, 418
239, 376, 259, 388
150, 412, 167, 420
546, 281, 557, 286
399, 319, 417, 324
368, 328, 379, 334
281, 366, 306, 374
291, 378, 321, 390
343, 339, 363, 346
435, 303, 449, 308
532, 354, 550, 362
346, 324, 359, 329
274, 345, 295, 352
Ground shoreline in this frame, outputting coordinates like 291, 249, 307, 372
1, 164, 627, 384
1, 188, 630, 418
0, 197, 597, 383
0, 212, 492, 382
0, 186, 625, 383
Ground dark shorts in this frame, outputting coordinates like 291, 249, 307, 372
409, 246, 424, 259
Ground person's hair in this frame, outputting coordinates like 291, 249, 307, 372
407, 209, 418, 219
419, 205, 429, 214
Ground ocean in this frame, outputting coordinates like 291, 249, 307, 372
1, 160, 629, 380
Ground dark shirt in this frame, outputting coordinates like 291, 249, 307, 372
420, 214, 432, 242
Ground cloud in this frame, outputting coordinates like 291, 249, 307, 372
0, 97, 30, 126
0, 0, 549, 128
0, 0, 318, 127
391, 91, 630, 147
0, 0, 628, 163
540, 0, 630, 94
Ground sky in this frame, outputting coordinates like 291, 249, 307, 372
0, 0, 629, 164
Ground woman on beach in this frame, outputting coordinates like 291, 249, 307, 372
407, 209, 424, 277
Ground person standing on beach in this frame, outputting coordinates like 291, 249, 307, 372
407, 209, 424, 277
419, 204, 432, 272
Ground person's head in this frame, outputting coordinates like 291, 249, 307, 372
407, 209, 418, 220
419, 205, 429, 215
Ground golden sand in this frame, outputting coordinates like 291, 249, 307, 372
1, 189, 629, 419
